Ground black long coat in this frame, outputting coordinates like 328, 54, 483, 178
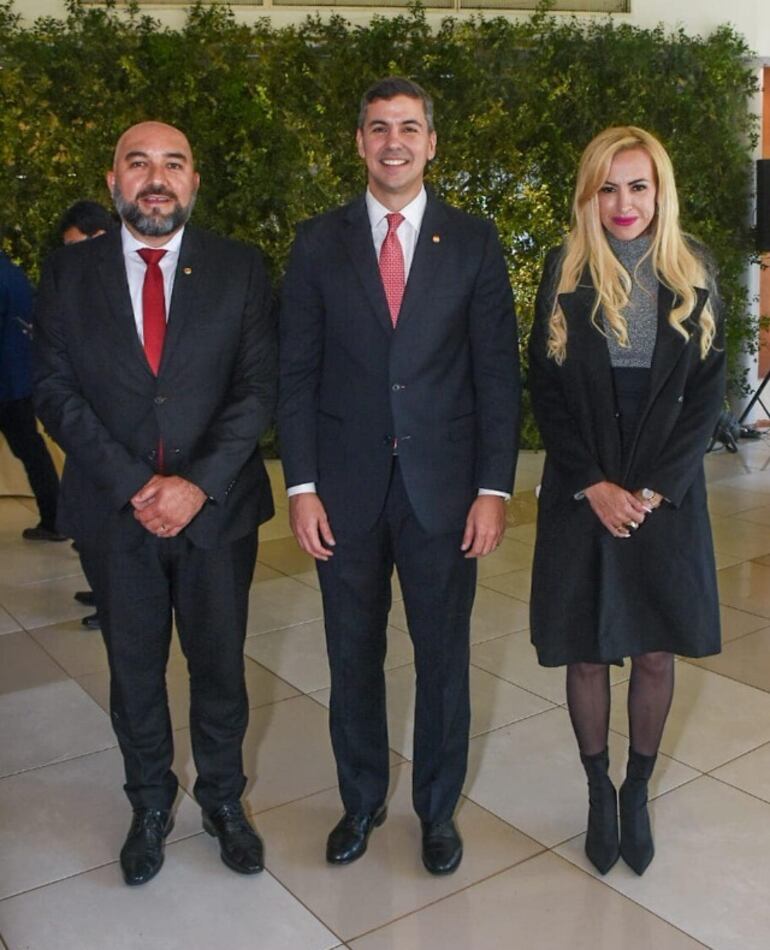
528, 249, 725, 666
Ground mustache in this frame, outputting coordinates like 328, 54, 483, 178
136, 184, 179, 201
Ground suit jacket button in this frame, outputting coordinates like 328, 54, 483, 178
677, 395, 684, 403
392, 383, 403, 392
154, 395, 167, 405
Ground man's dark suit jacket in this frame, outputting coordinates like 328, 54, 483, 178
33, 225, 276, 549
279, 191, 520, 535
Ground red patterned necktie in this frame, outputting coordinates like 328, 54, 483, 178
138, 247, 167, 472
138, 248, 167, 375
379, 212, 405, 327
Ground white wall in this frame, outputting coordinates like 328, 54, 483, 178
13, 1, 770, 57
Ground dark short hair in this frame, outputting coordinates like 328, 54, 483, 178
357, 77, 434, 132
58, 200, 117, 239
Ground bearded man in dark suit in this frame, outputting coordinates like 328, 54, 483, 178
279, 78, 520, 875
34, 121, 276, 885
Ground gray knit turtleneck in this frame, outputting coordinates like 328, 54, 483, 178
604, 232, 658, 369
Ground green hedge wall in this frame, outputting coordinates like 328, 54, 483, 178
0, 0, 759, 447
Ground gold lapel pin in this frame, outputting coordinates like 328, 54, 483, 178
432, 234, 441, 244
183, 267, 192, 275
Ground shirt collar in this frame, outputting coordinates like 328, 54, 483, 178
121, 223, 185, 257
365, 187, 427, 232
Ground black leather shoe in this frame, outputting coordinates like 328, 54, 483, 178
326, 806, 387, 864
22, 524, 67, 542
120, 808, 174, 886
81, 612, 101, 629
74, 590, 96, 606
421, 819, 463, 875
203, 802, 264, 874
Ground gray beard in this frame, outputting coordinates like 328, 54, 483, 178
112, 184, 196, 237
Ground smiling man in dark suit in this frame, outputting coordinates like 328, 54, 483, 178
279, 78, 520, 874
34, 121, 276, 885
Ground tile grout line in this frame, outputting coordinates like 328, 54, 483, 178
336, 854, 543, 945
678, 655, 770, 693
542, 849, 713, 949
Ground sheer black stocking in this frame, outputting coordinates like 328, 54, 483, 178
566, 662, 611, 757
627, 651, 675, 756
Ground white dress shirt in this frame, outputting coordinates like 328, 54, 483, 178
366, 187, 425, 278
287, 189, 508, 502
121, 224, 184, 342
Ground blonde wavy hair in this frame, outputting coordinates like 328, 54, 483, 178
547, 126, 716, 364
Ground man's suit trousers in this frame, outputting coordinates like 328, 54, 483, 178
0, 397, 59, 530
317, 460, 476, 824
81, 530, 258, 813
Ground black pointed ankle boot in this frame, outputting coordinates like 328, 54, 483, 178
619, 749, 657, 875
580, 748, 619, 874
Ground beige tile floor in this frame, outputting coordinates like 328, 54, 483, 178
1, 442, 770, 949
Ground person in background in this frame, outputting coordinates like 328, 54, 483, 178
528, 126, 724, 876
59, 200, 117, 245
56, 199, 118, 628
0, 250, 64, 541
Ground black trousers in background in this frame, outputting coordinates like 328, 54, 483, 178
0, 397, 59, 530
317, 460, 477, 825
81, 530, 259, 813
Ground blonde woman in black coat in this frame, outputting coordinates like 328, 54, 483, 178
528, 126, 725, 876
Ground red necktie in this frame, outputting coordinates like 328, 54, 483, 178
138, 248, 167, 472
379, 212, 405, 327
138, 248, 167, 375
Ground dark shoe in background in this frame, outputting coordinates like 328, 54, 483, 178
421, 819, 463, 875
81, 612, 101, 629
120, 808, 174, 886
74, 590, 96, 606
22, 524, 67, 542
203, 801, 264, 874
326, 806, 387, 865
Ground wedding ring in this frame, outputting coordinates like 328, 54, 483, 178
628, 521, 639, 530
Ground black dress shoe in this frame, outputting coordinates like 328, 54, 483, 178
22, 524, 67, 542
421, 819, 463, 875
74, 590, 96, 606
203, 802, 263, 874
120, 808, 174, 886
81, 612, 101, 629
326, 805, 387, 865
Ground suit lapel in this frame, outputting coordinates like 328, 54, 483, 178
341, 197, 393, 334
96, 230, 150, 373
646, 283, 708, 406
557, 282, 621, 454
395, 197, 445, 328
159, 226, 202, 375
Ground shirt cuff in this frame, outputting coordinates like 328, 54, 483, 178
287, 483, 317, 496
478, 488, 511, 502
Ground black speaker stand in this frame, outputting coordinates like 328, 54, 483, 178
738, 367, 770, 424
